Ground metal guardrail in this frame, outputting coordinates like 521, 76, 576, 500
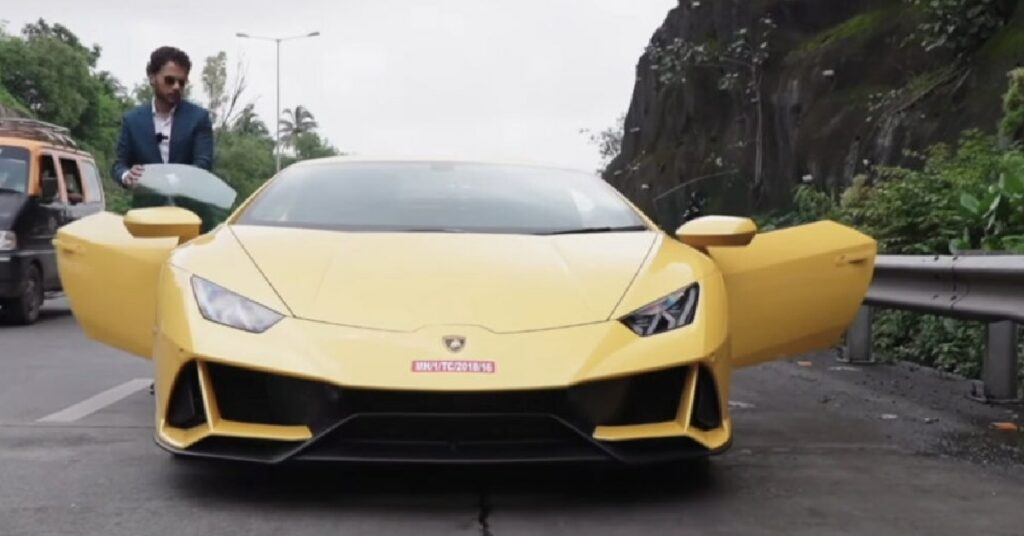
845, 254, 1023, 403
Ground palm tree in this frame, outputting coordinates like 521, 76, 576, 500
278, 105, 318, 152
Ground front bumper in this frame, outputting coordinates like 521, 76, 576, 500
155, 359, 732, 465
0, 254, 25, 298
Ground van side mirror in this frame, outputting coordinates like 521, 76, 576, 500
123, 206, 202, 244
675, 216, 757, 249
41, 174, 58, 203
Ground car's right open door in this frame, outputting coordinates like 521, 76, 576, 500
53, 212, 178, 359
706, 221, 876, 369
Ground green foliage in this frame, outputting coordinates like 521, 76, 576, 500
289, 132, 339, 161
873, 311, 985, 379
905, 0, 1010, 54
954, 151, 1024, 252
580, 113, 624, 173
765, 127, 1024, 380
213, 130, 277, 203
796, 6, 900, 56
1000, 68, 1024, 143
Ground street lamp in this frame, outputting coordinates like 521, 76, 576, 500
236, 31, 321, 172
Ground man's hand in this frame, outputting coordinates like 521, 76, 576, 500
121, 165, 144, 188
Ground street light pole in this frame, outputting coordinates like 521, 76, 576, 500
235, 30, 321, 173
275, 38, 281, 172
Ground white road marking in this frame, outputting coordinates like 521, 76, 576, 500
729, 400, 756, 409
37, 378, 151, 423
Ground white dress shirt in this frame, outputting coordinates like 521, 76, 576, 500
121, 99, 175, 184
153, 99, 174, 164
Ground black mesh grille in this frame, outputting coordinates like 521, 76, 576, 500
166, 361, 206, 429
298, 414, 601, 463
690, 365, 722, 431
206, 362, 340, 432
569, 366, 687, 426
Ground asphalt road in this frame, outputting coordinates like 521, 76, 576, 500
2, 299, 1023, 536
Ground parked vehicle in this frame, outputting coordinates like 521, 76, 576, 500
0, 118, 105, 324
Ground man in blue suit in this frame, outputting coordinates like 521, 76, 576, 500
112, 46, 214, 188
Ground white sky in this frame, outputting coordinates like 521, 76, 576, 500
2, 1, 675, 171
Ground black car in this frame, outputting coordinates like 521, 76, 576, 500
0, 119, 105, 324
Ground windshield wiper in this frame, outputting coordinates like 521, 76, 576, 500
0, 187, 24, 195
540, 225, 649, 235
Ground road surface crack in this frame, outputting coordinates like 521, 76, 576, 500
477, 486, 494, 536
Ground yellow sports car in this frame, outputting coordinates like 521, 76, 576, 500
53, 158, 876, 464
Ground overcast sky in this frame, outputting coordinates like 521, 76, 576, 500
3, 1, 675, 172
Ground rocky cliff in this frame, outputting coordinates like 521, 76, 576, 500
606, 0, 1024, 228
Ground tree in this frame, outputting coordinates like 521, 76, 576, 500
292, 131, 339, 160
201, 51, 247, 131
279, 105, 318, 150
646, 15, 777, 199
231, 103, 270, 138
580, 113, 624, 173
213, 131, 277, 202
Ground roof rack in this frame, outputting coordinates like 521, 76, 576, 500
0, 118, 80, 149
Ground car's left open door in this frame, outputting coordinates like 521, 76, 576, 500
706, 221, 876, 369
53, 212, 178, 359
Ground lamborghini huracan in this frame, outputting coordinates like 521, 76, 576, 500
53, 158, 876, 464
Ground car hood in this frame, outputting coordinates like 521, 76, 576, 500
227, 225, 659, 333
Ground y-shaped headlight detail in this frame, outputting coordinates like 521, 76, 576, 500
620, 283, 700, 337
191, 275, 284, 333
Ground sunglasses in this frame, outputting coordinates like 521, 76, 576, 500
162, 75, 188, 88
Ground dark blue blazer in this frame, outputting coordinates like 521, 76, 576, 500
111, 100, 214, 186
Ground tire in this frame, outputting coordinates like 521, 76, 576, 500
2, 264, 44, 325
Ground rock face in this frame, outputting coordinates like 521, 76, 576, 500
606, 0, 1024, 229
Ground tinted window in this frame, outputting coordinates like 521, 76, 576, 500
236, 161, 647, 234
60, 158, 84, 205
39, 154, 60, 203
0, 146, 30, 193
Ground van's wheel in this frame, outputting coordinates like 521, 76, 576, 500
1, 264, 43, 325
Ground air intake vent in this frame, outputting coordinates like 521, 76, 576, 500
690, 365, 721, 431
570, 366, 687, 426
166, 361, 206, 429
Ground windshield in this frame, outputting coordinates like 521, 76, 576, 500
132, 164, 238, 232
0, 145, 30, 194
234, 161, 647, 234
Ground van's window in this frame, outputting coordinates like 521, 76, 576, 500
0, 145, 30, 194
39, 154, 60, 203
80, 161, 103, 204
59, 158, 84, 205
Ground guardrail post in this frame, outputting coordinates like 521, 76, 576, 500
842, 306, 874, 364
976, 321, 1020, 403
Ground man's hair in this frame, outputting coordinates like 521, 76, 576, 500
146, 46, 192, 76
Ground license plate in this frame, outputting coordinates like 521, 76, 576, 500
411, 360, 496, 373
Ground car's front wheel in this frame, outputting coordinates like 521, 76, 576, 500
0, 264, 44, 325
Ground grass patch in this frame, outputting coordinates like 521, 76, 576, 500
980, 17, 1024, 60
0, 85, 30, 116
788, 5, 906, 62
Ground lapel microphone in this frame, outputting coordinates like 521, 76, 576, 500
155, 133, 168, 143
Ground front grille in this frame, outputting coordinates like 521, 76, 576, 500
297, 414, 602, 463
167, 361, 713, 463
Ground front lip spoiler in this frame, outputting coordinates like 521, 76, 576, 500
153, 414, 732, 466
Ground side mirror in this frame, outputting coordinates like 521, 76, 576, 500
675, 215, 757, 249
41, 174, 58, 203
123, 206, 202, 244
